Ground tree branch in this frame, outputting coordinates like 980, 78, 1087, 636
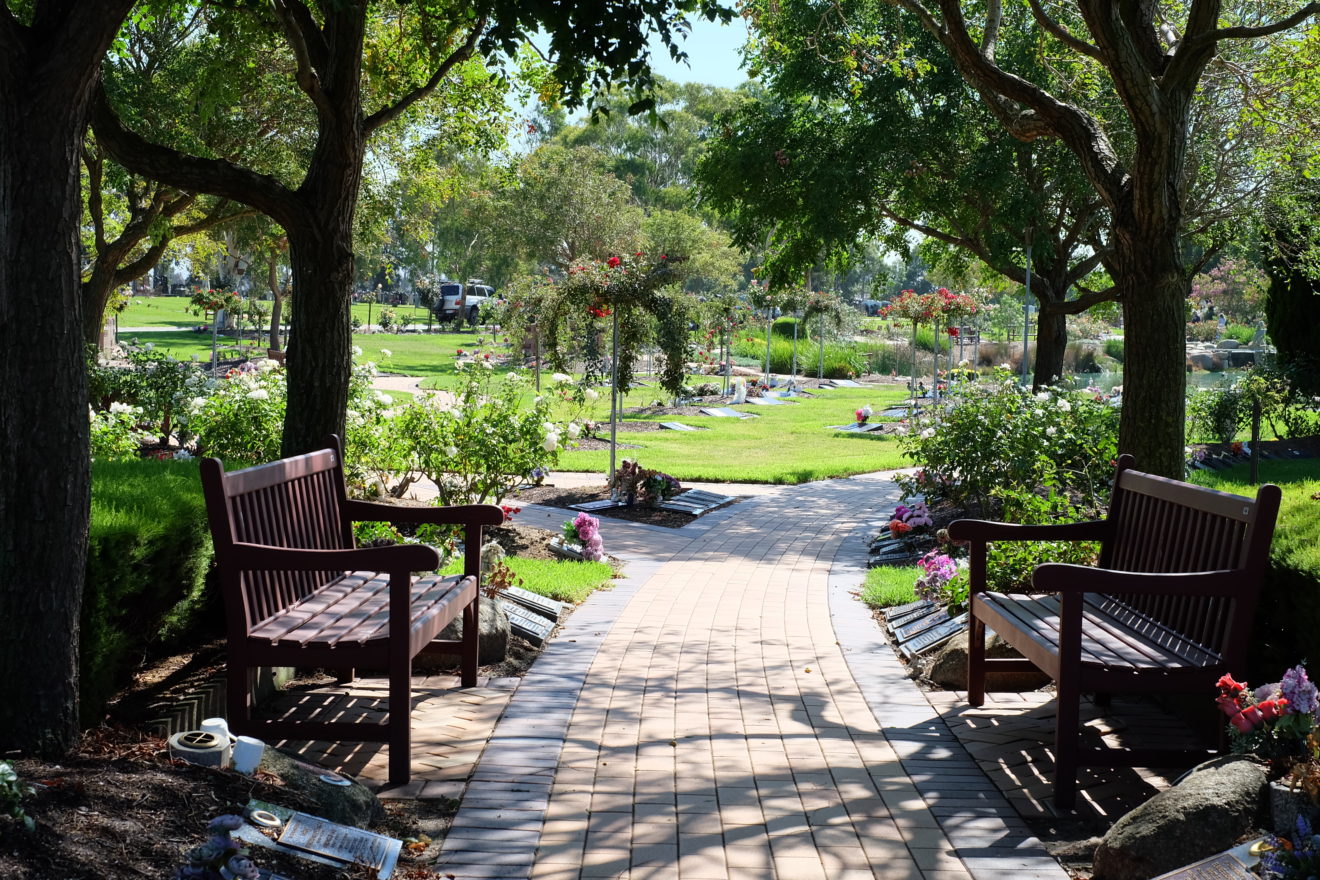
1039, 285, 1118, 315
1027, 0, 1102, 59
83, 146, 106, 252
364, 17, 487, 134
271, 0, 332, 118
91, 87, 302, 230
1214, 3, 1320, 40
981, 0, 1002, 59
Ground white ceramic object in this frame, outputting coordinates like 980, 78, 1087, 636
231, 735, 265, 775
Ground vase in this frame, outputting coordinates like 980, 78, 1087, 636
1270, 779, 1319, 836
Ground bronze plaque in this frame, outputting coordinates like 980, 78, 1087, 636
278, 812, 400, 875
1152, 852, 1254, 880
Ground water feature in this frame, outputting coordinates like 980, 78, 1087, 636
1066, 369, 1250, 394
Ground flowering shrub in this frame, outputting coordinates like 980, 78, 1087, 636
186, 361, 285, 465
90, 403, 147, 461
188, 288, 242, 316
173, 814, 259, 879
1216, 667, 1318, 769
394, 365, 563, 505
120, 343, 205, 444
895, 370, 1119, 512
563, 512, 605, 561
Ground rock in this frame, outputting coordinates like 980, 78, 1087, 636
1216, 338, 1240, 350
422, 598, 510, 666
924, 631, 1050, 690
1092, 756, 1267, 880
259, 747, 384, 828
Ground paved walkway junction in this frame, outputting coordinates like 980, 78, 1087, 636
398, 472, 1069, 880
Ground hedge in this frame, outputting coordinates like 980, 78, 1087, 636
84, 459, 217, 724
1190, 459, 1320, 679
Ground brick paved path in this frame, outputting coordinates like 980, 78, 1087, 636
437, 474, 1068, 880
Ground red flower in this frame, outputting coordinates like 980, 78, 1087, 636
607, 256, 621, 268
888, 519, 912, 536
1217, 674, 1247, 695
456, 348, 464, 355
484, 352, 491, 359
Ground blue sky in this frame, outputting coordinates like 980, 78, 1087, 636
648, 14, 751, 90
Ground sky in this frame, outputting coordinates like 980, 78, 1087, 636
647, 14, 751, 90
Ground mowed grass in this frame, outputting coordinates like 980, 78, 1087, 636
439, 556, 614, 604
119, 295, 435, 329
859, 565, 920, 609
557, 384, 913, 483
1189, 459, 1320, 581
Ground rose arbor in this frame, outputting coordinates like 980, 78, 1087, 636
540, 252, 689, 492
882, 288, 978, 404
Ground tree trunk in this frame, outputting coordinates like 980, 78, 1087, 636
1032, 309, 1068, 389
0, 1, 135, 754
283, 221, 356, 456
267, 254, 283, 352
1114, 234, 1188, 479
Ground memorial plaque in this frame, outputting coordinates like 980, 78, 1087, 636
499, 586, 564, 621
660, 421, 699, 431
700, 406, 757, 418
279, 813, 400, 875
745, 396, 789, 405
499, 600, 555, 645
1151, 851, 1254, 880
570, 498, 625, 512
683, 490, 736, 504
829, 422, 884, 432
894, 609, 958, 643
879, 407, 909, 418
900, 614, 968, 658
886, 598, 935, 619
827, 379, 864, 387
657, 489, 736, 515
886, 601, 941, 632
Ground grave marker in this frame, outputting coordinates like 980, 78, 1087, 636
499, 600, 556, 645
499, 586, 565, 621
660, 422, 699, 431
700, 406, 757, 418
899, 614, 968, 658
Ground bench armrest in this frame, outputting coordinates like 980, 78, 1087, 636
948, 518, 1109, 543
1031, 563, 1246, 597
344, 499, 506, 527
229, 541, 440, 572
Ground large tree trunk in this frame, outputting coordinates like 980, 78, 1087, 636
0, 2, 134, 755
1032, 309, 1068, 390
1114, 232, 1188, 479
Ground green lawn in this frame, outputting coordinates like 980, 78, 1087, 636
557, 384, 913, 483
859, 565, 920, 609
439, 556, 614, 604
118, 295, 435, 329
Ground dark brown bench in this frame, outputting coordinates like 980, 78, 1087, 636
948, 455, 1281, 808
200, 435, 503, 784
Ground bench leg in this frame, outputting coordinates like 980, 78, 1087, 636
388, 657, 412, 785
1053, 676, 1081, 810
336, 668, 357, 685
460, 595, 479, 689
967, 616, 986, 708
227, 662, 252, 730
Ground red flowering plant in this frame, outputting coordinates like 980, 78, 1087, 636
1216, 666, 1319, 774
189, 287, 242, 316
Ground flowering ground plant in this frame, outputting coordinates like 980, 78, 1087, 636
1216, 666, 1319, 770
1260, 813, 1320, 880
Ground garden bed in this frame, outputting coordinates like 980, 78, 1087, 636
0, 728, 446, 880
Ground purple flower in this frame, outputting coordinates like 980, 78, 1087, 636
1282, 665, 1319, 714
207, 815, 244, 833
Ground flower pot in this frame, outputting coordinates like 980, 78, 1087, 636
1270, 779, 1319, 837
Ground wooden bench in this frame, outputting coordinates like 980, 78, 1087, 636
948, 455, 1281, 808
200, 435, 503, 784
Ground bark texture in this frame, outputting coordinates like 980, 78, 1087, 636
0, 0, 135, 756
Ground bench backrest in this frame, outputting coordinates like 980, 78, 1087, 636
200, 441, 353, 632
1099, 455, 1281, 663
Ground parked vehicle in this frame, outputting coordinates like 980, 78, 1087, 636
432, 280, 494, 325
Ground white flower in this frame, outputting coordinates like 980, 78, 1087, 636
552, 373, 572, 384
363, 361, 379, 376
999, 362, 1012, 369
1045, 426, 1057, 437
246, 389, 269, 400
352, 345, 363, 357
444, 446, 458, 458
1056, 398, 1071, 412
860, 404, 873, 418
380, 348, 392, 358
567, 422, 581, 439
534, 396, 543, 405
543, 421, 558, 433
189, 396, 208, 412
257, 358, 279, 372
109, 401, 135, 414
191, 354, 200, 362
920, 427, 936, 439
374, 390, 391, 404
958, 359, 970, 368
346, 408, 362, 424
480, 359, 493, 369
542, 434, 560, 452
144, 343, 154, 351
172, 449, 194, 461
1035, 391, 1050, 401
585, 388, 599, 402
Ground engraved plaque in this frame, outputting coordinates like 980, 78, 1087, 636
499, 586, 564, 621
893, 609, 953, 643
660, 421, 699, 431
1151, 852, 1254, 880
900, 614, 968, 658
885, 603, 942, 633
278, 813, 400, 874
569, 499, 625, 512
499, 600, 555, 645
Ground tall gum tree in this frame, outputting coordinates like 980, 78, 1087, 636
0, 0, 137, 756
860, 0, 1320, 477
94, 0, 731, 457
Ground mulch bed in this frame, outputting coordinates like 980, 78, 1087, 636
0, 728, 448, 880
512, 483, 740, 528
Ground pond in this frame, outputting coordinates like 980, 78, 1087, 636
1066, 369, 1249, 393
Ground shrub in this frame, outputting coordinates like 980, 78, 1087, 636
1067, 312, 1110, 341
1186, 386, 1245, 443
1103, 337, 1124, 363
90, 404, 148, 461
1223, 323, 1256, 345
186, 361, 285, 465
120, 343, 204, 444
84, 459, 216, 724
730, 332, 867, 378
895, 372, 1120, 512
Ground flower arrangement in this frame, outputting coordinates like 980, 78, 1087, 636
855, 404, 873, 425
173, 815, 259, 879
1259, 813, 1320, 880
562, 512, 604, 561
1216, 666, 1319, 770
887, 501, 933, 537
915, 550, 959, 600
